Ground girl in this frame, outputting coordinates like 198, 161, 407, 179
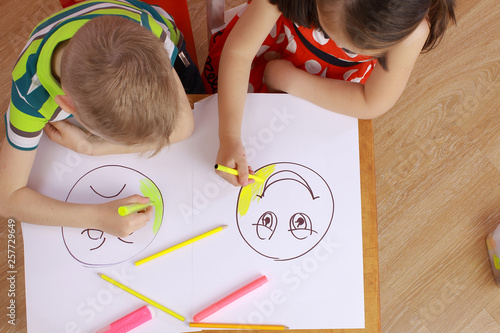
205, 0, 455, 186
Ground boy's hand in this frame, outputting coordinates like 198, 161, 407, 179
44, 120, 98, 155
95, 195, 153, 238
263, 59, 297, 93
216, 137, 253, 187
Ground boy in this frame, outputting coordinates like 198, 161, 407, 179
0, 0, 203, 237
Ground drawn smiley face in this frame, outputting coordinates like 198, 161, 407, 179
236, 162, 334, 261
61, 165, 163, 267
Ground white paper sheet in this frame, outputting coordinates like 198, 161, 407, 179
22, 94, 364, 332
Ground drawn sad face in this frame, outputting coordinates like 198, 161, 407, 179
62, 165, 163, 267
236, 162, 334, 261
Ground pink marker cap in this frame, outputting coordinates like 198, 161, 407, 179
98, 305, 155, 333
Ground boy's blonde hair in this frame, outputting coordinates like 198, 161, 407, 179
61, 15, 179, 153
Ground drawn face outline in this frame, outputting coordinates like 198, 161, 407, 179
236, 162, 334, 261
61, 165, 163, 267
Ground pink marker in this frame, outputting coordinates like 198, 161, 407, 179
97, 305, 155, 333
193, 275, 268, 322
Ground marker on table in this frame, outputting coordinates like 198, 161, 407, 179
189, 322, 288, 330
98, 273, 185, 322
135, 225, 227, 266
96, 305, 155, 333
118, 202, 154, 216
193, 275, 268, 322
214, 164, 264, 183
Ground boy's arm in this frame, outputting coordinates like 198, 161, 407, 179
0, 139, 153, 237
216, 0, 281, 186
264, 20, 431, 119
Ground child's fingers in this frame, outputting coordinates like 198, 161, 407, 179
117, 206, 153, 238
44, 121, 76, 143
214, 159, 242, 186
49, 120, 71, 131
215, 169, 241, 187
43, 123, 61, 140
137, 205, 154, 219
120, 194, 151, 205
133, 206, 154, 228
236, 159, 249, 186
246, 166, 256, 185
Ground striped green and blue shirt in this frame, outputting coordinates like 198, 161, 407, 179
6, 0, 182, 150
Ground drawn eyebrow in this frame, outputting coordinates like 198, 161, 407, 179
90, 184, 127, 198
257, 170, 319, 200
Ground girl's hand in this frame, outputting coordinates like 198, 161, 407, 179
263, 59, 298, 93
44, 120, 100, 155
216, 137, 254, 187
94, 195, 153, 238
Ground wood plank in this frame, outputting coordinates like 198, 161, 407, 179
460, 309, 500, 333
372, 0, 500, 330
485, 296, 500, 327
358, 119, 381, 333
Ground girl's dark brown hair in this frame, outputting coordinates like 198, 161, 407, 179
268, 0, 320, 29
268, 0, 456, 54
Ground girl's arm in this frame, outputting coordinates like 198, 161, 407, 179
264, 20, 431, 119
216, 0, 281, 186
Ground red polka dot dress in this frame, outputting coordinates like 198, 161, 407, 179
203, 5, 378, 94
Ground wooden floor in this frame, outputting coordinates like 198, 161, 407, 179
0, 0, 499, 332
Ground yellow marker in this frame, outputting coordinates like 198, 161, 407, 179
117, 178, 163, 234
135, 225, 227, 266
189, 322, 288, 330
237, 164, 276, 217
118, 202, 154, 216
214, 164, 264, 183
98, 273, 185, 321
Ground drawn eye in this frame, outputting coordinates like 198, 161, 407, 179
82, 228, 103, 240
254, 211, 277, 240
289, 213, 317, 240
81, 229, 106, 250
